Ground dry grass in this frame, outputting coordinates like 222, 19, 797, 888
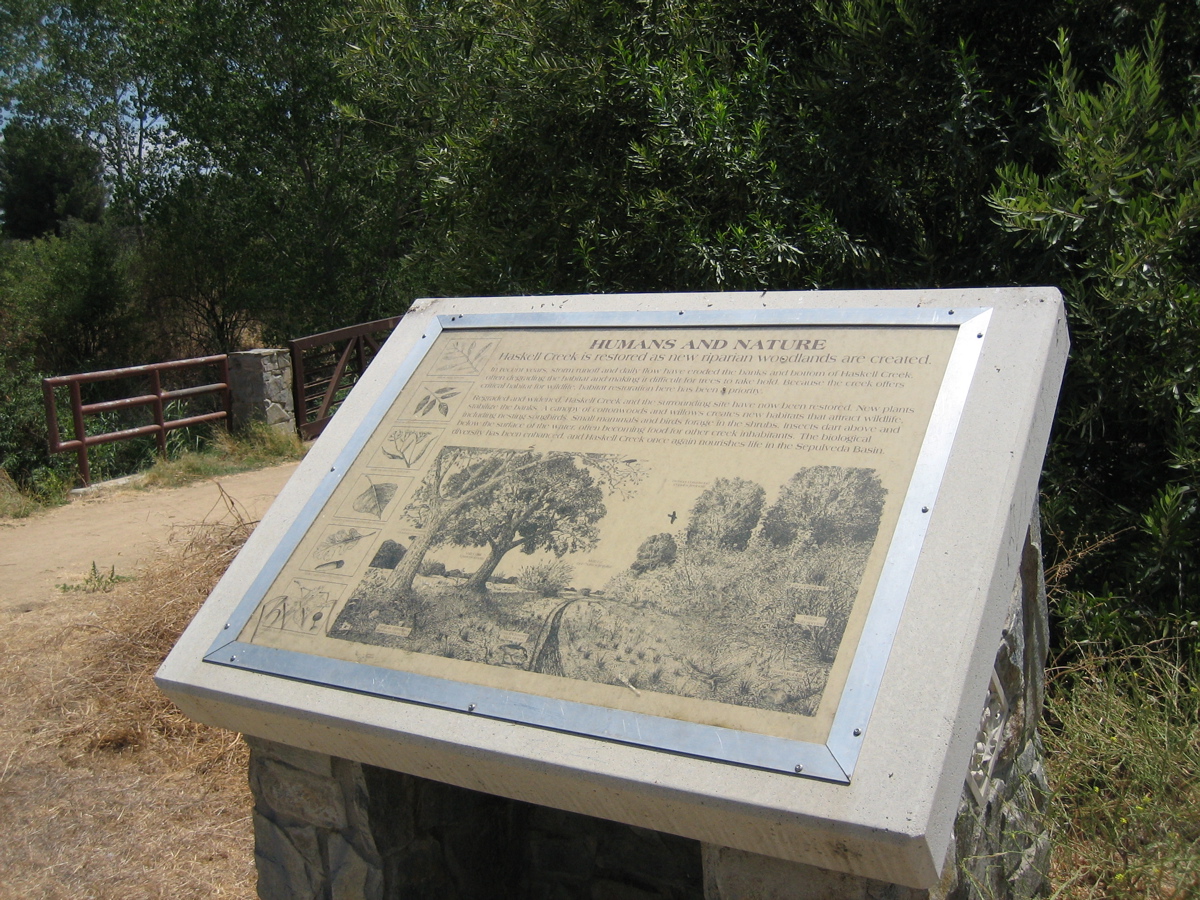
0, 467, 37, 518
0, 509, 257, 899
1044, 643, 1200, 900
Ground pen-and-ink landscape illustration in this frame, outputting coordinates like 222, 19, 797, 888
328, 444, 885, 717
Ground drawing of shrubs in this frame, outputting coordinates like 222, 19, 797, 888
517, 560, 573, 597
760, 466, 886, 547
582, 466, 891, 713
685, 477, 766, 551
630, 532, 677, 574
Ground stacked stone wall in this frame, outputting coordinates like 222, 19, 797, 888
229, 349, 295, 433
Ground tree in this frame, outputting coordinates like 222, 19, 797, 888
990, 19, 1200, 635
0, 0, 171, 227
137, 172, 267, 353
3, 0, 417, 344
327, 0, 1088, 297
0, 120, 105, 239
0, 221, 137, 375
685, 477, 765, 551
329, 0, 859, 296
135, 0, 416, 339
441, 455, 606, 594
760, 467, 886, 548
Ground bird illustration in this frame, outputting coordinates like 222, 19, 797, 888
668, 511, 677, 524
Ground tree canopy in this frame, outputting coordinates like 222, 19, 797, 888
760, 467, 887, 548
2, 0, 1199, 657
0, 120, 105, 239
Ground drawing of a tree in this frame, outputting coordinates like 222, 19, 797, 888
443, 455, 607, 594
685, 477, 766, 551
380, 446, 641, 600
759, 467, 886, 547
382, 447, 530, 598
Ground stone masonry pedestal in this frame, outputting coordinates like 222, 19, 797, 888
228, 349, 295, 434
246, 506, 1050, 900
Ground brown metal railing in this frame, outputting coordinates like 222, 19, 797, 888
289, 316, 401, 440
43, 355, 231, 485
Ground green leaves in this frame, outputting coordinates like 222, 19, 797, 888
993, 16, 1200, 650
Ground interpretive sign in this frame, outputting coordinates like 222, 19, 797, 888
160, 290, 1068, 887
204, 308, 977, 778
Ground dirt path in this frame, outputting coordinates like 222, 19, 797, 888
0, 464, 298, 899
0, 463, 298, 617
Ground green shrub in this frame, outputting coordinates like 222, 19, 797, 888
992, 20, 1200, 658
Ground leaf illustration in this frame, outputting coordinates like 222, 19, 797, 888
415, 395, 434, 415
437, 400, 449, 416
260, 594, 290, 628
434, 387, 460, 398
253, 581, 340, 639
352, 482, 397, 518
436, 340, 495, 374
315, 560, 345, 571
382, 429, 434, 466
314, 527, 375, 560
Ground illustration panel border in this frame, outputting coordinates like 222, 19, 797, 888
204, 306, 991, 781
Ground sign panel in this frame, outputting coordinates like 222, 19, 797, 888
207, 308, 986, 779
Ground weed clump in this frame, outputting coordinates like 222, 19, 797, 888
69, 516, 252, 763
141, 423, 305, 488
57, 560, 136, 593
0, 496, 256, 896
1044, 641, 1200, 898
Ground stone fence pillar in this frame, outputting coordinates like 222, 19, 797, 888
246, 507, 1051, 900
228, 349, 295, 434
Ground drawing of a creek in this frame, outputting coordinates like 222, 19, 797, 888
333, 580, 846, 716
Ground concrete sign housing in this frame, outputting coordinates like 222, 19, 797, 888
158, 288, 1067, 888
